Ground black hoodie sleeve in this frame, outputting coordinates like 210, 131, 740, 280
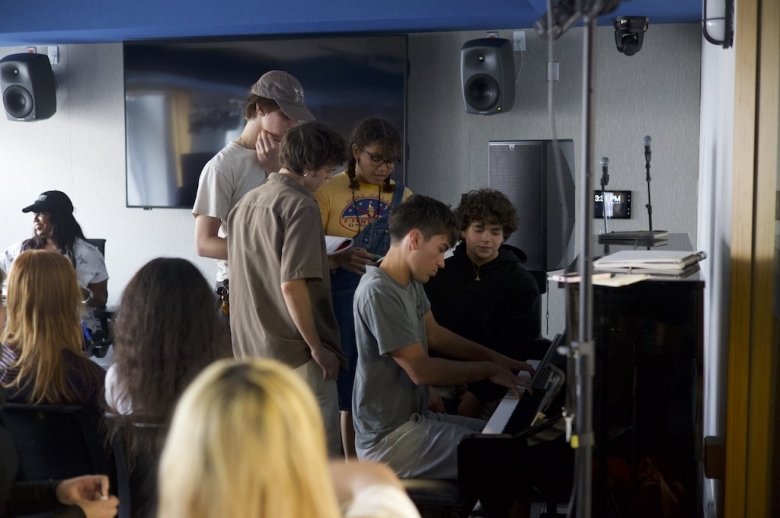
468, 265, 541, 403
4, 481, 87, 518
487, 265, 541, 360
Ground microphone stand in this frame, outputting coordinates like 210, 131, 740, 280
600, 170, 608, 234
645, 156, 653, 231
573, 15, 596, 518
537, 2, 623, 516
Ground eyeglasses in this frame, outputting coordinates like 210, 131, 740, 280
359, 146, 400, 169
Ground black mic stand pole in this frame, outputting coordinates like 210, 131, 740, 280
600, 169, 608, 234
573, 13, 597, 518
645, 155, 653, 231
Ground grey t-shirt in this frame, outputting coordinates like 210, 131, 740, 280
192, 141, 267, 282
353, 266, 430, 449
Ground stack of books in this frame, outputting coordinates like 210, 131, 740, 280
598, 230, 669, 244
593, 250, 706, 278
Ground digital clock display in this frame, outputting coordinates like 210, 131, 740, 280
594, 190, 631, 219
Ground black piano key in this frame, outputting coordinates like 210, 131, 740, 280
503, 387, 548, 435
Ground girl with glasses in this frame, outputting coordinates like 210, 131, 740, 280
314, 118, 412, 458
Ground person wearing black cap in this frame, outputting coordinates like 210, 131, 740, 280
192, 70, 315, 329
0, 191, 108, 334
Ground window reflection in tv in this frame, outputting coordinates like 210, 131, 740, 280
124, 35, 407, 209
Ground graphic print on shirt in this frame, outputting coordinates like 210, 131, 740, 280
340, 195, 391, 233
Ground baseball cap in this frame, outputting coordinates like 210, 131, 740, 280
22, 190, 74, 213
249, 71, 315, 122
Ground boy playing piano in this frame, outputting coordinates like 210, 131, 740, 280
352, 194, 534, 479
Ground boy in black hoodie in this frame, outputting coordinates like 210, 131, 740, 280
424, 189, 541, 419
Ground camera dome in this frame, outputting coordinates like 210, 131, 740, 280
613, 16, 649, 56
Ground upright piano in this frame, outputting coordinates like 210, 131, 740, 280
458, 234, 704, 518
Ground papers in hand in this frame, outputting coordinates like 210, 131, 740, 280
325, 235, 353, 256
593, 250, 706, 277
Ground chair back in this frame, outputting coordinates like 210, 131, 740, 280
105, 414, 163, 518
85, 238, 106, 258
1, 403, 111, 482
82, 237, 113, 358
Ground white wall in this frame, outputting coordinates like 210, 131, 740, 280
696, 28, 736, 518
0, 44, 217, 307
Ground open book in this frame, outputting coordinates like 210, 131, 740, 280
325, 235, 353, 256
593, 250, 706, 276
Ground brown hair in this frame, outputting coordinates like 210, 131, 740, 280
389, 194, 459, 246
107, 257, 232, 460
279, 121, 347, 175
243, 95, 281, 120
1, 250, 99, 404
345, 118, 402, 192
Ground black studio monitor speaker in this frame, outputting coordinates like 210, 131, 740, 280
460, 38, 515, 115
0, 53, 57, 121
489, 140, 576, 273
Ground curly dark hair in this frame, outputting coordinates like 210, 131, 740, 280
106, 258, 232, 461
20, 208, 86, 266
389, 194, 459, 246
455, 189, 519, 239
345, 118, 402, 193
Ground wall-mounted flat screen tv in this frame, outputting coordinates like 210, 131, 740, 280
124, 35, 407, 209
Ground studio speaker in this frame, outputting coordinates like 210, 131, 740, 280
489, 140, 576, 277
460, 38, 515, 115
0, 53, 57, 121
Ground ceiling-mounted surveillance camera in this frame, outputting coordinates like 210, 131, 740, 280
613, 16, 649, 56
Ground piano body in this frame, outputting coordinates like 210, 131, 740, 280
457, 234, 704, 518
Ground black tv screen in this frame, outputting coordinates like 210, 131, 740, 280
124, 35, 407, 209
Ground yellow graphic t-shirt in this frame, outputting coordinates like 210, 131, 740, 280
314, 172, 413, 238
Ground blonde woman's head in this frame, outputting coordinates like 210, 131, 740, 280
3, 250, 83, 338
1, 250, 87, 403
157, 359, 340, 518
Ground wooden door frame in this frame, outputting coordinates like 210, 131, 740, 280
725, 0, 780, 515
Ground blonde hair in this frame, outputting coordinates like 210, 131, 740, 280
157, 359, 342, 518
1, 250, 90, 404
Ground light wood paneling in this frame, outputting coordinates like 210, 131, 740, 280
725, 0, 758, 514
745, 0, 780, 514
726, 0, 780, 515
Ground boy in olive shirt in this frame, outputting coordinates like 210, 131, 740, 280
228, 122, 347, 457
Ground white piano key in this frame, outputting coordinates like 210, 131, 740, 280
482, 359, 540, 434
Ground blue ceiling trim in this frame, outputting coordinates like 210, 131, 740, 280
527, 0, 549, 16
0, 0, 701, 46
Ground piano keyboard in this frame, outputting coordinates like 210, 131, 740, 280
483, 359, 541, 434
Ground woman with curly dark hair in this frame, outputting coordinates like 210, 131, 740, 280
313, 118, 412, 457
1, 191, 108, 335
424, 188, 540, 419
105, 257, 232, 517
